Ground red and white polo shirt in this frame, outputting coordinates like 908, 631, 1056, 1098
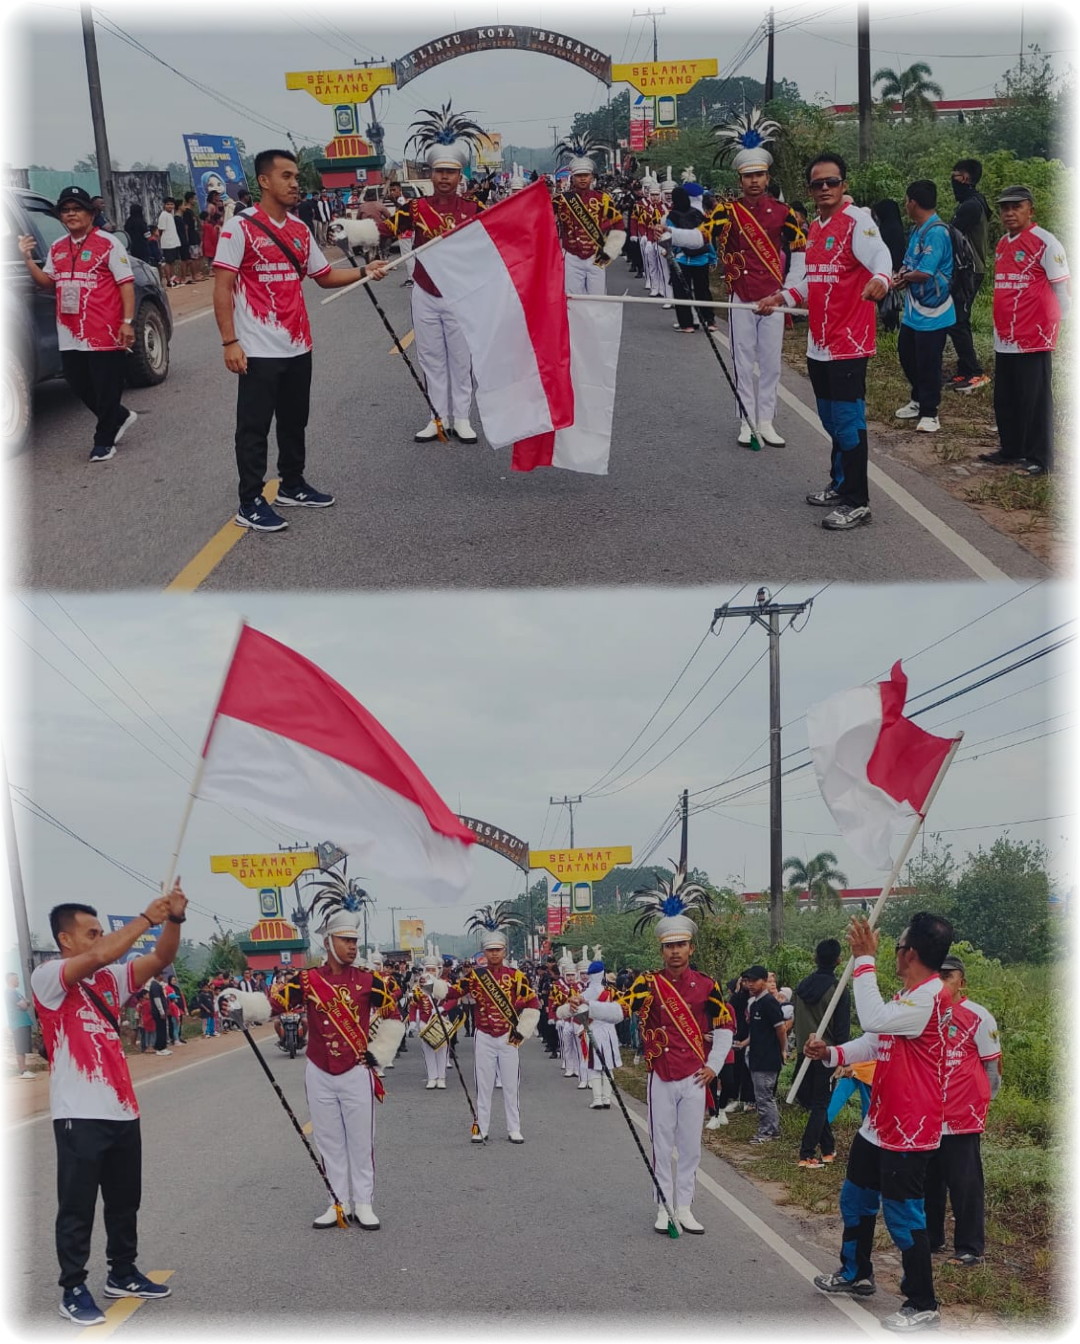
42, 228, 134, 353
942, 996, 1000, 1136
993, 223, 1069, 354
31, 958, 140, 1121
213, 207, 331, 358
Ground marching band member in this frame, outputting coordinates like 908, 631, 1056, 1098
459, 906, 541, 1144
409, 956, 460, 1089
271, 898, 404, 1231
582, 874, 733, 1235
562, 953, 621, 1110
554, 156, 625, 295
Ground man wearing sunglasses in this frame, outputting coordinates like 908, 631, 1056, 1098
803, 913, 954, 1332
757, 153, 892, 532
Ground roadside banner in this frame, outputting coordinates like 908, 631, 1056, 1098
182, 133, 249, 211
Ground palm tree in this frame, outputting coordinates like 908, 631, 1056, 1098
782, 851, 848, 912
872, 63, 944, 120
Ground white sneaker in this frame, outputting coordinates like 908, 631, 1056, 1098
577, 1079, 589, 1089
916, 416, 941, 433
385, 1060, 394, 1069
737, 420, 753, 446
114, 409, 138, 444
705, 1113, 728, 1128
351, 1203, 380, 1230
895, 401, 920, 419
661, 302, 672, 309
654, 1207, 671, 1233
19, 1070, 35, 1078
508, 1131, 525, 1144
155, 1049, 172, 1056
724, 1100, 742, 1113
425, 1080, 437, 1089
414, 418, 441, 441
675, 1206, 705, 1234
470, 1132, 487, 1143
881, 1306, 941, 1332
435, 1079, 446, 1088
453, 418, 478, 443
759, 420, 785, 446
313, 1202, 350, 1228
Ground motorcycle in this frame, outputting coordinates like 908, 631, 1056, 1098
279, 1011, 305, 1059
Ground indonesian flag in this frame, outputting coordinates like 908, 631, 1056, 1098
199, 626, 475, 902
805, 662, 958, 871
416, 181, 574, 448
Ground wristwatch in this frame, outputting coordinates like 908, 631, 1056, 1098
167, 913, 186, 925
121, 319, 133, 326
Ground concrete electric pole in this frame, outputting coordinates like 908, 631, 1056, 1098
80, 4, 116, 223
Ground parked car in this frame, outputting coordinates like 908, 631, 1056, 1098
2, 188, 173, 452
345, 179, 434, 217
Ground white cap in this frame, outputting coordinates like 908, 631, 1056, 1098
320, 908, 362, 940
655, 913, 698, 944
426, 142, 468, 172
481, 929, 508, 950
568, 156, 595, 177
733, 146, 773, 174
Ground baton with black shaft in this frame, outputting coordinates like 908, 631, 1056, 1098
582, 1017, 680, 1239
429, 992, 482, 1137
698, 322, 763, 452
340, 247, 449, 443
239, 1024, 349, 1229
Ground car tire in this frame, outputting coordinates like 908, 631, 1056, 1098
127, 301, 170, 387
2, 348, 32, 454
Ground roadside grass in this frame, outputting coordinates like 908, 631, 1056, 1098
613, 1054, 1061, 1324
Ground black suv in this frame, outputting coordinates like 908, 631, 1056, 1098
3, 188, 173, 451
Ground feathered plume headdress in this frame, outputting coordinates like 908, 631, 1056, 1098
404, 101, 488, 156
554, 131, 611, 165
464, 901, 524, 937
711, 107, 781, 169
630, 866, 714, 937
304, 861, 372, 926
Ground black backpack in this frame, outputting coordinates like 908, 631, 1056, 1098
931, 220, 978, 306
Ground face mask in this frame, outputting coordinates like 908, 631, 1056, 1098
952, 179, 973, 203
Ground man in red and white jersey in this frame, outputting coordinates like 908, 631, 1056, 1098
757, 152, 892, 533
19, 184, 138, 463
804, 912, 955, 1333
213, 147, 372, 533
31, 881, 188, 1325
924, 954, 1001, 1267
977, 184, 1069, 478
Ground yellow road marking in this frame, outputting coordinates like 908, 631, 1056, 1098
81, 1270, 175, 1338
389, 329, 415, 355
163, 480, 279, 593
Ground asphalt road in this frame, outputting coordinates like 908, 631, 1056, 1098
10, 1032, 905, 1334
13, 263, 1045, 592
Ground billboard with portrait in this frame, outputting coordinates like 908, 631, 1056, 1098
182, 133, 249, 211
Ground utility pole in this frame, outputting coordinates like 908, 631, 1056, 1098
550, 795, 582, 848
3, 748, 34, 994
80, 3, 116, 224
388, 906, 399, 950
857, 3, 872, 163
712, 588, 815, 948
633, 7, 665, 62
678, 788, 690, 874
764, 8, 776, 104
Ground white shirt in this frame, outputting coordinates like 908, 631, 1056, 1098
156, 209, 181, 250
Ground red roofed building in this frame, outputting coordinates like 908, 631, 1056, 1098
740, 887, 917, 908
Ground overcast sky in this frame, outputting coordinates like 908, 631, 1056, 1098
7, 582, 1071, 954
5, 0, 1074, 171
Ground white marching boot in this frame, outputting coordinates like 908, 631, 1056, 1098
654, 1206, 672, 1233
425, 1079, 437, 1089
675, 1206, 705, 1234
313, 1202, 350, 1228
435, 1078, 446, 1089
589, 1077, 605, 1109
352, 1203, 380, 1230
601, 1075, 613, 1109
759, 420, 786, 446
453, 418, 478, 443
414, 418, 441, 442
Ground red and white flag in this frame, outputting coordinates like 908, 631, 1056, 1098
198, 626, 475, 902
416, 180, 574, 448
805, 661, 958, 870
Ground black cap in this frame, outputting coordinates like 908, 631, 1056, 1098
940, 955, 965, 975
56, 185, 95, 211
743, 964, 768, 982
997, 184, 1034, 205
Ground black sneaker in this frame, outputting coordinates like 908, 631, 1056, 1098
104, 1269, 172, 1300
976, 450, 1016, 466
88, 443, 116, 463
822, 503, 871, 531
805, 487, 841, 506
813, 1271, 876, 1297
276, 481, 335, 508
1014, 459, 1048, 477
59, 1285, 106, 1325
235, 496, 288, 531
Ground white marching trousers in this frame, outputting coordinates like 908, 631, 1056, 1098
586, 1021, 621, 1080
410, 284, 474, 421
557, 1020, 575, 1069
420, 1038, 448, 1082
647, 1071, 707, 1208
642, 239, 673, 299
399, 234, 416, 277
563, 250, 607, 294
728, 305, 784, 425
305, 1059, 376, 1206
473, 1030, 521, 1136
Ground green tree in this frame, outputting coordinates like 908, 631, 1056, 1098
968, 45, 1070, 162
879, 839, 958, 937
204, 930, 248, 978
782, 850, 848, 912
950, 837, 1052, 964
872, 62, 944, 120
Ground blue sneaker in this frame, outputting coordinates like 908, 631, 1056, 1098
103, 1269, 172, 1299
275, 480, 335, 508
59, 1285, 106, 1325
88, 443, 116, 462
235, 495, 288, 532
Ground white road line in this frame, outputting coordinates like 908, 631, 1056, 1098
626, 1106, 881, 1335
7, 1030, 278, 1132
173, 308, 215, 327
712, 329, 1010, 582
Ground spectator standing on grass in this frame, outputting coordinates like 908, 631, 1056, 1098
724, 975, 756, 1111
892, 180, 955, 436
946, 159, 991, 394
804, 913, 954, 1333
30, 883, 187, 1325
977, 185, 1069, 479
156, 197, 182, 287
924, 954, 1001, 1267
738, 965, 786, 1144
793, 938, 850, 1169
6, 970, 36, 1077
